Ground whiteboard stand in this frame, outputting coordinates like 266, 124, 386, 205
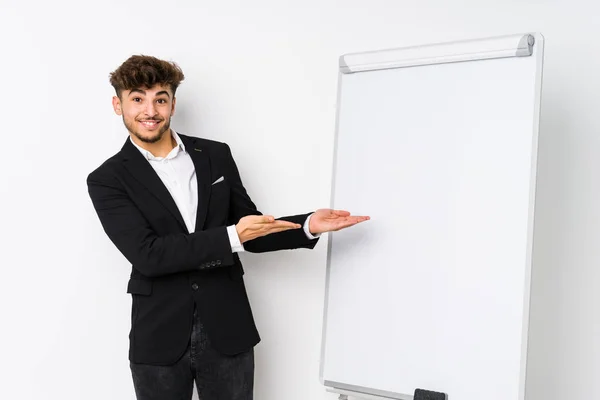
327, 387, 410, 400
326, 385, 445, 400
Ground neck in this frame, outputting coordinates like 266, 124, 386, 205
130, 129, 176, 158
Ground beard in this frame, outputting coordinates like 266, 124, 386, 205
124, 116, 171, 144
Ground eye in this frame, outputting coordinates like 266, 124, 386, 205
157, 99, 168, 104
132, 97, 142, 102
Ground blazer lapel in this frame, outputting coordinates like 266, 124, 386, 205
180, 135, 212, 232
120, 138, 188, 232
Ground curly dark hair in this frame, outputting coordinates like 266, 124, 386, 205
109, 55, 185, 98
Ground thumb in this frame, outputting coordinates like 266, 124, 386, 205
333, 210, 351, 216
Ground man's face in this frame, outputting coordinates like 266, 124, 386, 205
113, 84, 176, 144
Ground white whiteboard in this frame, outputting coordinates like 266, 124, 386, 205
320, 34, 544, 400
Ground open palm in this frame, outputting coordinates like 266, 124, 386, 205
309, 208, 370, 234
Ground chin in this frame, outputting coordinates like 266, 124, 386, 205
136, 131, 164, 144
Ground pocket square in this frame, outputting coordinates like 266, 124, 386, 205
212, 176, 225, 185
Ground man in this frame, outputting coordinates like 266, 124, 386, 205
87, 55, 369, 400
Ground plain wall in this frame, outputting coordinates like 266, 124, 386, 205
1, 1, 598, 399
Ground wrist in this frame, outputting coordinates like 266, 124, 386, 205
235, 224, 246, 244
304, 213, 321, 239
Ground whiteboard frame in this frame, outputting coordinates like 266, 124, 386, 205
319, 32, 545, 400
339, 33, 535, 74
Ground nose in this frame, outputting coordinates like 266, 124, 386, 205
144, 101, 158, 117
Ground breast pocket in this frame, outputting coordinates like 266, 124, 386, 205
208, 179, 231, 215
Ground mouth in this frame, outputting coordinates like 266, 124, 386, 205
138, 119, 162, 130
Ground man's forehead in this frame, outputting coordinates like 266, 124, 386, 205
127, 85, 172, 97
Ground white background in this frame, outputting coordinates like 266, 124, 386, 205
0, 1, 598, 399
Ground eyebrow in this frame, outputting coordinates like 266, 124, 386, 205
128, 89, 171, 98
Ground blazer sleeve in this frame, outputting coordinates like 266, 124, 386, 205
87, 167, 235, 278
222, 143, 319, 253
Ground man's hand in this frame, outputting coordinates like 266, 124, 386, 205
236, 215, 302, 244
309, 208, 370, 234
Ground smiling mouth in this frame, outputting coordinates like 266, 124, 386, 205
139, 120, 162, 129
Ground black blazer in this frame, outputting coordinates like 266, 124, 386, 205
87, 133, 319, 365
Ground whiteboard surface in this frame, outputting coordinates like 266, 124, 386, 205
321, 35, 543, 400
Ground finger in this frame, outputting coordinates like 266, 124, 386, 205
255, 215, 275, 223
269, 226, 302, 234
257, 222, 300, 232
248, 218, 280, 231
268, 222, 302, 230
270, 221, 302, 228
352, 216, 370, 223
252, 221, 299, 232
264, 221, 302, 229
334, 217, 369, 230
336, 216, 369, 224
332, 210, 351, 216
344, 216, 370, 222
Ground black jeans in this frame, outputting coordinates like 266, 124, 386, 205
130, 306, 254, 400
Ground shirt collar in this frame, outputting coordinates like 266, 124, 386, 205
130, 130, 186, 161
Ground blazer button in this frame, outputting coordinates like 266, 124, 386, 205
191, 283, 199, 290
216, 260, 221, 265
211, 261, 216, 266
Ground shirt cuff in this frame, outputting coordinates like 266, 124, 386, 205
304, 213, 321, 240
227, 225, 245, 253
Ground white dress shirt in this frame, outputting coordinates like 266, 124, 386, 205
130, 130, 318, 253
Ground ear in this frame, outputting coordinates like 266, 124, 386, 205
112, 96, 122, 116
171, 97, 177, 117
